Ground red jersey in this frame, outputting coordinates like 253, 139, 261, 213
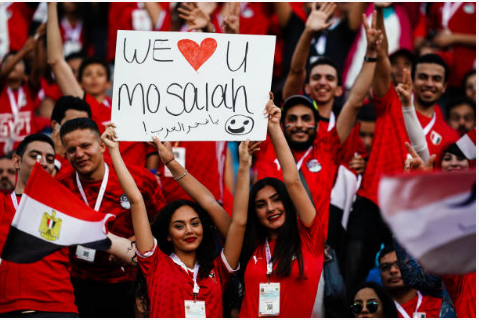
137, 242, 235, 318
57, 163, 166, 283
0, 84, 40, 157
253, 128, 342, 241
398, 293, 442, 318
442, 272, 476, 318
358, 82, 459, 205
0, 3, 36, 55
0, 193, 77, 314
239, 211, 324, 318
157, 141, 226, 204
427, 3, 476, 88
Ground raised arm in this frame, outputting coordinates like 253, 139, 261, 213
46, 2, 84, 98
177, 2, 214, 32
223, 140, 260, 269
152, 138, 231, 238
266, 92, 316, 227
283, 2, 336, 100
371, 5, 391, 98
101, 124, 153, 253
397, 69, 430, 162
336, 10, 382, 145
143, 2, 163, 30
0, 38, 36, 91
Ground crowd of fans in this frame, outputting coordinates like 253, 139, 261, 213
0, 2, 475, 318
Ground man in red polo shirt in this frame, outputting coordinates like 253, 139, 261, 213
56, 118, 166, 317
378, 246, 442, 318
0, 134, 78, 317
344, 7, 459, 293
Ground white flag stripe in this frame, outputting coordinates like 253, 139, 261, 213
11, 194, 113, 246
384, 190, 475, 258
456, 133, 476, 160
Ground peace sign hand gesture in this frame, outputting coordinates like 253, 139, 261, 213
363, 10, 383, 57
404, 142, 436, 173
396, 69, 413, 108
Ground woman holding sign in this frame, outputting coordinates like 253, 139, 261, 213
238, 93, 324, 317
101, 123, 259, 318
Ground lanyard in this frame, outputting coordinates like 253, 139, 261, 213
61, 18, 83, 42
76, 163, 109, 212
265, 240, 273, 275
10, 191, 18, 210
7, 86, 24, 117
442, 3, 461, 31
422, 112, 436, 136
296, 146, 313, 171
394, 292, 423, 318
169, 253, 200, 296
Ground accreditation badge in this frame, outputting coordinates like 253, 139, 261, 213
413, 312, 426, 318
184, 300, 206, 318
259, 282, 280, 317
164, 147, 186, 177
75, 245, 96, 263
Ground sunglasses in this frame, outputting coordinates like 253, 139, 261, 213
351, 301, 379, 315
379, 260, 399, 272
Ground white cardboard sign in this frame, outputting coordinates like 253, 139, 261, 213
111, 31, 276, 141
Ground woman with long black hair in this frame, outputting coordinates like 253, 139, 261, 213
239, 93, 324, 317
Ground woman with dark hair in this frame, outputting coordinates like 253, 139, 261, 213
350, 282, 398, 318
101, 123, 259, 317
239, 93, 323, 317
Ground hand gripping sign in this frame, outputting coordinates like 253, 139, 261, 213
111, 31, 276, 141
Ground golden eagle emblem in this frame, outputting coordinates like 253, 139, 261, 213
39, 210, 62, 241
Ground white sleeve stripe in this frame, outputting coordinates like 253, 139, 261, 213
136, 238, 157, 258
457, 135, 476, 160
221, 249, 239, 273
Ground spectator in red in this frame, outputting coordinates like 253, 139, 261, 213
0, 153, 15, 194
445, 97, 475, 137
462, 69, 476, 101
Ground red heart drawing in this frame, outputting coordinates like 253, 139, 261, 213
177, 38, 217, 71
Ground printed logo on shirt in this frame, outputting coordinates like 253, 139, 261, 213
0, 112, 32, 141
463, 4, 475, 14
307, 159, 322, 172
209, 270, 217, 283
430, 131, 442, 145
39, 210, 62, 241
120, 194, 131, 209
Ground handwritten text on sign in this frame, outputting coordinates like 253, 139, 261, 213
111, 31, 276, 141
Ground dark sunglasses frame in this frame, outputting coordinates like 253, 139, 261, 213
351, 301, 379, 314
379, 260, 400, 272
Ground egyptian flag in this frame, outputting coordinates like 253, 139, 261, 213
456, 128, 476, 160
1, 163, 115, 263
379, 170, 475, 275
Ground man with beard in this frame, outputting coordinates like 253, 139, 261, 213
378, 246, 442, 318
446, 97, 475, 137
0, 154, 15, 194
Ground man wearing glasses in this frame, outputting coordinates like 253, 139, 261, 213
378, 246, 442, 318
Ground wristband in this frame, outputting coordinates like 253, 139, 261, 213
364, 56, 378, 62
174, 170, 188, 181
163, 158, 175, 166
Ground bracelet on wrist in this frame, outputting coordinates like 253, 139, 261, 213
163, 158, 175, 166
173, 170, 188, 181
364, 56, 378, 62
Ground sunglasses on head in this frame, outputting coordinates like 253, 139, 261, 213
379, 260, 399, 272
351, 301, 379, 315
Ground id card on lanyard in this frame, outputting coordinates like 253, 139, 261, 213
395, 292, 423, 318
75, 163, 109, 263
259, 240, 280, 317
170, 253, 207, 318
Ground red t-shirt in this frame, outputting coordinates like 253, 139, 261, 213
137, 242, 235, 318
239, 211, 324, 318
253, 127, 342, 241
398, 293, 442, 318
2, 3, 36, 54
427, 3, 476, 88
56, 163, 166, 283
157, 141, 226, 204
0, 84, 40, 157
358, 82, 459, 205
442, 272, 476, 318
0, 193, 77, 314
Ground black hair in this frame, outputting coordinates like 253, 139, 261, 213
51, 96, 92, 123
378, 244, 395, 264
306, 56, 342, 86
357, 101, 376, 122
78, 57, 111, 82
349, 282, 398, 318
60, 117, 100, 140
65, 51, 87, 63
1, 50, 31, 77
461, 69, 476, 95
411, 54, 449, 83
151, 199, 217, 279
446, 96, 476, 119
240, 178, 305, 279
15, 133, 54, 158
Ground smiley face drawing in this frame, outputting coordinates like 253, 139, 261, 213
225, 115, 254, 135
